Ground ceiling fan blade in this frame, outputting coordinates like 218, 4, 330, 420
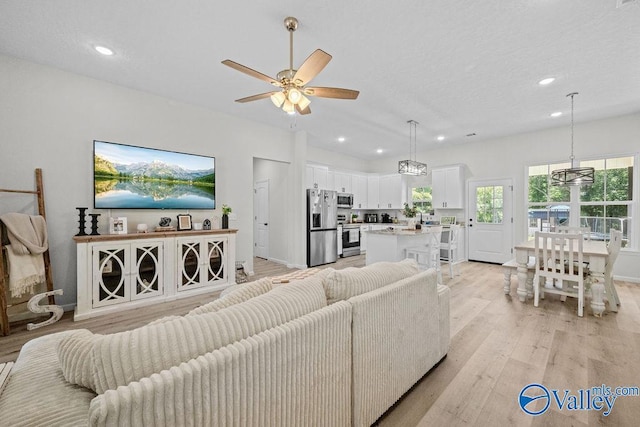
221, 60, 281, 86
292, 49, 332, 86
235, 92, 277, 103
304, 87, 359, 100
295, 104, 311, 115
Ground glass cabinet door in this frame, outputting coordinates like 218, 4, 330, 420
206, 239, 226, 284
177, 240, 202, 291
131, 242, 163, 300
177, 237, 228, 291
93, 244, 129, 308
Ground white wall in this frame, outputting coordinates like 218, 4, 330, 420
307, 145, 371, 172
368, 113, 640, 281
0, 54, 305, 308
253, 158, 290, 265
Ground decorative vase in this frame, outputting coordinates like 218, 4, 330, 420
222, 214, 229, 229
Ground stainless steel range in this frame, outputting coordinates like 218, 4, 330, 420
341, 223, 361, 257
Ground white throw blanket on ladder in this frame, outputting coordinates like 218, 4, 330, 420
0, 213, 48, 298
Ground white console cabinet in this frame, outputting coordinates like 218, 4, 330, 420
74, 229, 237, 320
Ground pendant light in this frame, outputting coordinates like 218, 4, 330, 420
398, 120, 427, 176
551, 92, 594, 186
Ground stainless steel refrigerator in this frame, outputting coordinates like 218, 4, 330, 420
307, 189, 338, 267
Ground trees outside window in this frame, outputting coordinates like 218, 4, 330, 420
411, 186, 432, 214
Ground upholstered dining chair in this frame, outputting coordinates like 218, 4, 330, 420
533, 231, 586, 317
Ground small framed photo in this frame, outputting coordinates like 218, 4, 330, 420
109, 217, 128, 235
177, 214, 192, 231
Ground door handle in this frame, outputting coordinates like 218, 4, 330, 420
264, 223, 268, 226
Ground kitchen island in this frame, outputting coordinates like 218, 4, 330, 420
365, 228, 433, 265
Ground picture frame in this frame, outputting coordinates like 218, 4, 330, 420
109, 217, 128, 235
177, 214, 192, 231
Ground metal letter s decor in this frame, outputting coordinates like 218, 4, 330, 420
26, 289, 64, 331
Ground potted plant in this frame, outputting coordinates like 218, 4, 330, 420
221, 204, 232, 229
403, 203, 418, 229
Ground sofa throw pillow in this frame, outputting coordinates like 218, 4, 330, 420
187, 277, 273, 316
57, 329, 102, 391
58, 275, 327, 395
322, 259, 419, 304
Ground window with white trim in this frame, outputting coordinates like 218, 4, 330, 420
527, 156, 634, 249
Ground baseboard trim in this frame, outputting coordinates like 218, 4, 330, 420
615, 275, 640, 284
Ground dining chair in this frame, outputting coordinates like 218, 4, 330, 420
405, 226, 443, 284
533, 231, 586, 317
604, 229, 622, 308
440, 224, 461, 278
556, 226, 592, 240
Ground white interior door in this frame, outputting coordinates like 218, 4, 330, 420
467, 179, 513, 263
254, 180, 269, 259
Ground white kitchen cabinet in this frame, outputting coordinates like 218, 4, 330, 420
352, 174, 368, 209
306, 164, 329, 190
432, 165, 464, 209
378, 174, 403, 209
74, 230, 237, 320
333, 171, 352, 193
367, 175, 380, 209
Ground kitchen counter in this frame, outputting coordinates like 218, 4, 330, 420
365, 228, 433, 265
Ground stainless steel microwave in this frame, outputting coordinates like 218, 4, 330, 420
337, 193, 354, 208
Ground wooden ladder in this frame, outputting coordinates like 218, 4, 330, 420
0, 169, 55, 336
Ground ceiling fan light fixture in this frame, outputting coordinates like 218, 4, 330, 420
287, 87, 302, 104
297, 94, 311, 110
270, 91, 286, 107
282, 99, 295, 113
398, 120, 427, 176
551, 92, 594, 186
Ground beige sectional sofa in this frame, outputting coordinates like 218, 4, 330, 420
0, 259, 450, 426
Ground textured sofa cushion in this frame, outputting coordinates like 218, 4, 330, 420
322, 258, 419, 304
188, 277, 273, 315
58, 274, 328, 394
0, 331, 97, 426
57, 329, 101, 391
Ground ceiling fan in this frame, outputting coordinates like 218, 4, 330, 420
222, 16, 359, 115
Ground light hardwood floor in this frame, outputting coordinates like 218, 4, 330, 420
1, 257, 639, 426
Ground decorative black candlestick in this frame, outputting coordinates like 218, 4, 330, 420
89, 213, 101, 236
75, 207, 88, 236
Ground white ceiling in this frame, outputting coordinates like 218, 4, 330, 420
1, 0, 639, 160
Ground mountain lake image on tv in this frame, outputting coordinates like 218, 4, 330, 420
94, 140, 215, 209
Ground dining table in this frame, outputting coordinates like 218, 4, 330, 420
513, 238, 610, 317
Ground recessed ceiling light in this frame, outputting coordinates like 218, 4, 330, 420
376, 149, 383, 154
436, 135, 445, 142
94, 45, 114, 56
550, 111, 563, 118
538, 77, 555, 86
337, 136, 345, 142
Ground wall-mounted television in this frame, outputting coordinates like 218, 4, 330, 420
94, 140, 215, 210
